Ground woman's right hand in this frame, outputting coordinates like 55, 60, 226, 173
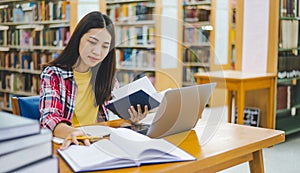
60, 130, 91, 150
54, 123, 91, 150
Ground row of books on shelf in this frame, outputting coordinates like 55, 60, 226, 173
279, 20, 299, 49
116, 71, 136, 86
0, 0, 70, 23
0, 25, 70, 48
278, 54, 300, 79
183, 27, 210, 44
116, 71, 155, 87
0, 26, 9, 46
2, 93, 15, 110
0, 51, 58, 71
115, 25, 155, 47
107, 2, 154, 22
280, 0, 300, 18
182, 46, 210, 63
278, 69, 300, 80
0, 73, 40, 95
182, 66, 206, 83
184, 0, 210, 3
184, 7, 210, 22
277, 83, 300, 111
116, 48, 155, 69
0, 112, 58, 173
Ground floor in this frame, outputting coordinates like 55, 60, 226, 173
201, 106, 300, 173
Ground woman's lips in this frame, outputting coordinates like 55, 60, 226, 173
89, 56, 99, 62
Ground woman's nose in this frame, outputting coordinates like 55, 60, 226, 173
92, 48, 100, 56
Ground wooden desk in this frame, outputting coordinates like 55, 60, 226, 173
194, 70, 276, 129
53, 120, 285, 173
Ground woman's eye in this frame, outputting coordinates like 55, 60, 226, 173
88, 40, 96, 45
102, 45, 109, 49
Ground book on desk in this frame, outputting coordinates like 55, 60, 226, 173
0, 112, 57, 172
58, 127, 196, 172
0, 111, 40, 141
12, 156, 58, 173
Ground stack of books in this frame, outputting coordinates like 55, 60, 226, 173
0, 112, 58, 173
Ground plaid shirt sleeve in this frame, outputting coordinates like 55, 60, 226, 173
40, 66, 76, 131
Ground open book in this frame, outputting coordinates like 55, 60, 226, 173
58, 128, 195, 172
105, 76, 163, 120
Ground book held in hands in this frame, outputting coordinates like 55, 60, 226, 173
105, 89, 160, 120
105, 76, 163, 120
58, 128, 196, 172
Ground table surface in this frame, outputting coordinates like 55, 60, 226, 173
53, 120, 285, 173
195, 70, 276, 80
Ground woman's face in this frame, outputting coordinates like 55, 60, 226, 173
77, 28, 112, 72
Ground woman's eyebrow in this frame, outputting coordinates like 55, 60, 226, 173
89, 36, 110, 44
89, 36, 99, 41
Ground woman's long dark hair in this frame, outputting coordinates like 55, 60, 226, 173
44, 11, 116, 106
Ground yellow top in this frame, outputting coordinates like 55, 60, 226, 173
72, 69, 98, 127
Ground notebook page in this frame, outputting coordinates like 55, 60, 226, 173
112, 76, 156, 99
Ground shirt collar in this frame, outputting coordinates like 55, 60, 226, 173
61, 69, 74, 79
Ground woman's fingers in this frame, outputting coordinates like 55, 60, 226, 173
60, 138, 73, 150
128, 104, 148, 124
59, 130, 91, 150
142, 105, 149, 118
83, 139, 91, 146
128, 106, 137, 123
137, 104, 142, 114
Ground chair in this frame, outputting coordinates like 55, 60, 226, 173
11, 96, 40, 120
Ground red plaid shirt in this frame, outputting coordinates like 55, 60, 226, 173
39, 66, 110, 131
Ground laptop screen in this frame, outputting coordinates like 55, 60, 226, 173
146, 83, 216, 138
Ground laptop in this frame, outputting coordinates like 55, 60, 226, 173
129, 83, 216, 138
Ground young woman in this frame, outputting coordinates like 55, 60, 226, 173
39, 11, 148, 149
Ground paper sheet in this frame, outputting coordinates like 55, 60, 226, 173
112, 76, 157, 99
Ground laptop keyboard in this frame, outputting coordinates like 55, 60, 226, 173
125, 124, 150, 135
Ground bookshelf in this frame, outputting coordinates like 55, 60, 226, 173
0, 0, 71, 112
105, 0, 182, 90
181, 0, 212, 86
276, 0, 300, 135
105, 0, 157, 87
180, 0, 237, 85
183, 0, 237, 107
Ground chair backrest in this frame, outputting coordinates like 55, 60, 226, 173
11, 96, 40, 120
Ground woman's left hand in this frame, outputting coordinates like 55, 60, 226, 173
128, 104, 148, 124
